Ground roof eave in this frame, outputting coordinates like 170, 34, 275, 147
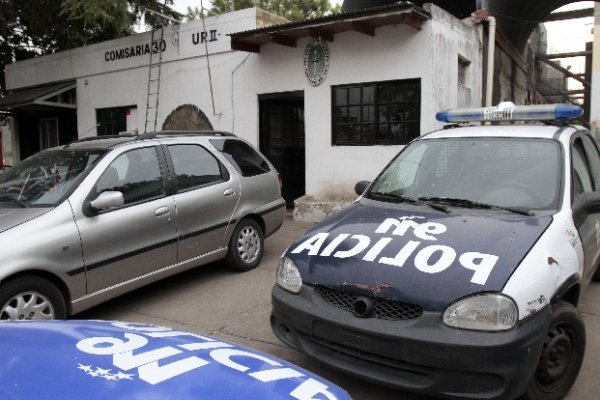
229, 3, 430, 53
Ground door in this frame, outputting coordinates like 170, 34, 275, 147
572, 135, 600, 282
259, 94, 305, 206
77, 146, 178, 294
165, 143, 240, 261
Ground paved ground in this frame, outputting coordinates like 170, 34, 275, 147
80, 216, 600, 399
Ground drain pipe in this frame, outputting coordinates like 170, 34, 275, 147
485, 15, 496, 107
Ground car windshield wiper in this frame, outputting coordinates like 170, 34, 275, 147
418, 197, 533, 216
0, 195, 26, 207
368, 191, 449, 213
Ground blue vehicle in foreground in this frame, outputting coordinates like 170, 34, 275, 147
0, 320, 351, 400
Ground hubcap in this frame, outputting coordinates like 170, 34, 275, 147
535, 325, 573, 389
237, 226, 260, 264
0, 291, 55, 320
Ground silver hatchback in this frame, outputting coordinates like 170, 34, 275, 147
0, 131, 285, 320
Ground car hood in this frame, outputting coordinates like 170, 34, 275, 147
286, 201, 552, 311
0, 320, 351, 400
0, 206, 50, 233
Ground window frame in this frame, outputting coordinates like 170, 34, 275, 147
331, 78, 421, 146
92, 146, 166, 208
96, 106, 135, 136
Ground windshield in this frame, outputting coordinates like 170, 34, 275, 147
0, 149, 105, 207
368, 137, 562, 211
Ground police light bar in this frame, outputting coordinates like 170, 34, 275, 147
436, 102, 583, 123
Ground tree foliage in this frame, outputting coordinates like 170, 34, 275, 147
0, 0, 180, 93
186, 0, 339, 22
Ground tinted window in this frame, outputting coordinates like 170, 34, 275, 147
96, 147, 163, 205
211, 139, 270, 177
168, 144, 225, 191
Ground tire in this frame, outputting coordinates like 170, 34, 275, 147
0, 276, 67, 320
225, 218, 264, 272
522, 301, 585, 400
593, 265, 600, 282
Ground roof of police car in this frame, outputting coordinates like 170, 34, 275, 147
423, 123, 582, 140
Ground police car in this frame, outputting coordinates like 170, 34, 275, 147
271, 103, 598, 400
0, 320, 351, 399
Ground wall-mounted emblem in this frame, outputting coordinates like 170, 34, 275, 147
304, 38, 329, 86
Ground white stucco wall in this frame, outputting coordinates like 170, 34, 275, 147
4, 5, 482, 202
234, 4, 482, 199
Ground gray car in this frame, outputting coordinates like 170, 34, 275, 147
0, 131, 285, 320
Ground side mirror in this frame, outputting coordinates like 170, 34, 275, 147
585, 192, 600, 213
355, 181, 371, 196
90, 191, 124, 211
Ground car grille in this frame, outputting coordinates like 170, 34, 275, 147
315, 285, 423, 321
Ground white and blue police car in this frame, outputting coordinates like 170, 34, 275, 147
0, 320, 351, 399
271, 103, 598, 400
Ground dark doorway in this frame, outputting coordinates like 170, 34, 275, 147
259, 92, 305, 207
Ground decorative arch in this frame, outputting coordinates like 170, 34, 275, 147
162, 104, 213, 131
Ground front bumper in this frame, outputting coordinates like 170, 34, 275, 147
271, 284, 552, 400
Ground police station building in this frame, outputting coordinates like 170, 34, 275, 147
0, 3, 484, 219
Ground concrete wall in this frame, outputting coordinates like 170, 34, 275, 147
235, 4, 482, 200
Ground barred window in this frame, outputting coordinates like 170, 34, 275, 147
332, 79, 421, 146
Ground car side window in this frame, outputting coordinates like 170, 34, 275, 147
95, 147, 163, 205
581, 135, 600, 191
572, 139, 594, 195
168, 144, 226, 191
211, 139, 270, 177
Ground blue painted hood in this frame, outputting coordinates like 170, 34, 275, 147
0, 320, 351, 400
286, 201, 552, 310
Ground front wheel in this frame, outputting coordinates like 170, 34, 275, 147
522, 301, 585, 400
0, 276, 67, 320
226, 219, 264, 272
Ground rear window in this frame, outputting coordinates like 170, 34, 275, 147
211, 139, 270, 177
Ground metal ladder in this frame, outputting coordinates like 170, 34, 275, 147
143, 27, 165, 134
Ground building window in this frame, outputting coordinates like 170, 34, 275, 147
458, 55, 470, 86
96, 106, 134, 135
332, 79, 420, 146
39, 118, 59, 149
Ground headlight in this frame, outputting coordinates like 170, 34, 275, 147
443, 293, 517, 331
276, 257, 302, 293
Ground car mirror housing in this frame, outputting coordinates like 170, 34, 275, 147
355, 180, 371, 196
89, 191, 124, 211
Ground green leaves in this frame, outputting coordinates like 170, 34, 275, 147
187, 0, 339, 22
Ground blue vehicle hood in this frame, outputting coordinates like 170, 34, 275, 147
0, 320, 351, 400
286, 201, 552, 310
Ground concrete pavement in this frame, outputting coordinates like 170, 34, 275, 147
80, 216, 600, 399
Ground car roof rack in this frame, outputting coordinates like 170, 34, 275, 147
137, 130, 236, 140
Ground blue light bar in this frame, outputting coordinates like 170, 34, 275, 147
436, 102, 583, 123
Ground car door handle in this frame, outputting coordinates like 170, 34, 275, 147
155, 207, 171, 217
224, 189, 235, 197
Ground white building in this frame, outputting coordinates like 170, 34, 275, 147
0, 3, 483, 219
